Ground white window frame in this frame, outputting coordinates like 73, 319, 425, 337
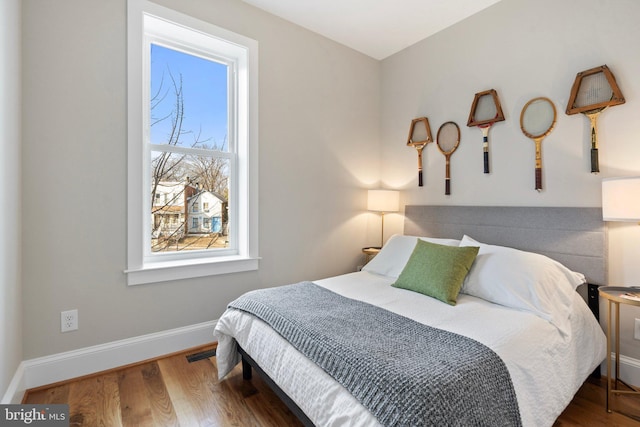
126, 0, 259, 285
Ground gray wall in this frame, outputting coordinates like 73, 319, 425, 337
380, 0, 640, 359
381, 0, 640, 204
13, 0, 640, 379
20, 0, 381, 359
0, 0, 23, 399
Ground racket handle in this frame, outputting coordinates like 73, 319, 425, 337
445, 178, 450, 195
535, 168, 542, 191
591, 148, 599, 174
418, 170, 423, 187
483, 151, 489, 174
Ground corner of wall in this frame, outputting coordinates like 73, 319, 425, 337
0, 0, 23, 402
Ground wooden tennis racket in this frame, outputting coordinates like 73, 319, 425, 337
467, 89, 505, 174
436, 121, 461, 195
520, 97, 557, 192
406, 117, 433, 187
566, 65, 625, 173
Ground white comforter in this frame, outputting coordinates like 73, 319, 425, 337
215, 271, 606, 427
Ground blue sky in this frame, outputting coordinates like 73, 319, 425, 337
150, 44, 228, 150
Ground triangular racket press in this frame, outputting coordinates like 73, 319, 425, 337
406, 117, 433, 187
467, 89, 506, 174
565, 64, 625, 174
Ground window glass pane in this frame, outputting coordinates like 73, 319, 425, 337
151, 151, 230, 253
150, 44, 228, 151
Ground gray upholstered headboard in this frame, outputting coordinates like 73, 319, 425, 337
404, 206, 607, 286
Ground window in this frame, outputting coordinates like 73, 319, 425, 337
127, 0, 258, 285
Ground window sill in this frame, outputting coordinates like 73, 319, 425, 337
125, 255, 259, 286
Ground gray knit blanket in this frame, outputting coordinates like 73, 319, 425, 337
228, 282, 522, 427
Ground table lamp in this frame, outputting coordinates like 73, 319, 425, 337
602, 177, 640, 222
368, 189, 399, 248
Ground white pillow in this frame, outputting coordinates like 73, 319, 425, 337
459, 235, 586, 336
363, 234, 460, 278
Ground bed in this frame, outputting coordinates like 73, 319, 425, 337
214, 206, 607, 427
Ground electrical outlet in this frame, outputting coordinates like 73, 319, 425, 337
61, 309, 78, 332
635, 318, 640, 341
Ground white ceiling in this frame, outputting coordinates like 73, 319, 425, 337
241, 0, 503, 60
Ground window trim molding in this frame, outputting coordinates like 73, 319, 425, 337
126, 0, 259, 285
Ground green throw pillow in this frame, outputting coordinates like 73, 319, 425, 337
392, 239, 479, 305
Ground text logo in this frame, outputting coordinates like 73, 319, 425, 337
1, 405, 68, 426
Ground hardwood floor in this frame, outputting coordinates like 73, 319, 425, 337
23, 345, 302, 427
23, 345, 640, 426
555, 376, 640, 426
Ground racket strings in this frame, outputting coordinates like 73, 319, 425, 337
437, 124, 459, 153
473, 94, 498, 122
574, 72, 614, 107
522, 101, 555, 137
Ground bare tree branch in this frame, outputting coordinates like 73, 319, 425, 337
149, 64, 229, 252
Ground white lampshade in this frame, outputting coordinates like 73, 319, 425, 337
367, 190, 399, 213
602, 177, 640, 221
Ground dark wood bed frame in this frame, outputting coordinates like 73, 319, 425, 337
237, 344, 315, 426
236, 205, 607, 425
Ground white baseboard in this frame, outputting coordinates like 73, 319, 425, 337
5, 325, 640, 405
2, 363, 26, 404
609, 353, 640, 388
2, 320, 217, 404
